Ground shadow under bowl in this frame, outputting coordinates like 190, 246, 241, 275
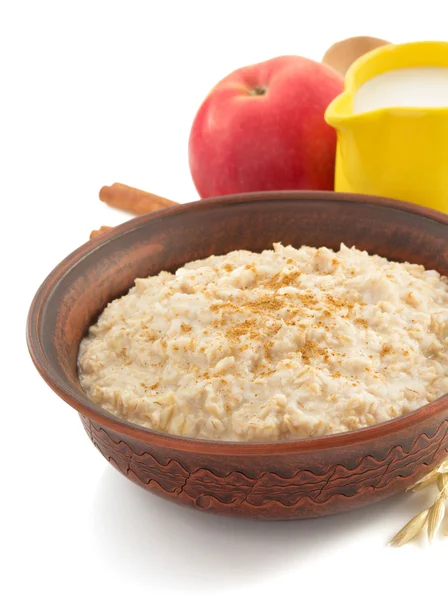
27, 191, 448, 520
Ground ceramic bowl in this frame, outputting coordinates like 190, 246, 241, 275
27, 192, 448, 520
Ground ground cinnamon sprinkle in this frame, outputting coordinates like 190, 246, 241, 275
210, 301, 236, 312
355, 318, 368, 328
300, 340, 319, 363
226, 320, 260, 341
143, 330, 158, 342
381, 343, 392, 357
79, 242, 448, 443
245, 294, 285, 312
141, 382, 159, 390
325, 294, 355, 311
211, 294, 285, 315
212, 269, 362, 357
265, 270, 301, 291
297, 291, 318, 307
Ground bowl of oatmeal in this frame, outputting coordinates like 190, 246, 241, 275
27, 192, 448, 519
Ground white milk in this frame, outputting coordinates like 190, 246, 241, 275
354, 67, 448, 114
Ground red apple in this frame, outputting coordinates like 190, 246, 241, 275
188, 55, 344, 198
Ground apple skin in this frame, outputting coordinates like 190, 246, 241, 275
188, 56, 344, 198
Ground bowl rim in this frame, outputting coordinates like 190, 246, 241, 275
27, 190, 448, 455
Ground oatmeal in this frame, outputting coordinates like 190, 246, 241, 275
78, 244, 448, 441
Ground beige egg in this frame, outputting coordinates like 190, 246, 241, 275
322, 36, 392, 76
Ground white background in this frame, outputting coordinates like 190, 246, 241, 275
2, 1, 447, 598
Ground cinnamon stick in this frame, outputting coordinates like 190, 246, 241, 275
99, 183, 177, 215
90, 225, 113, 239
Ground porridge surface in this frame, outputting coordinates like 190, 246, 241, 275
78, 244, 448, 441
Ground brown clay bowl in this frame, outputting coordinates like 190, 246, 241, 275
27, 192, 448, 520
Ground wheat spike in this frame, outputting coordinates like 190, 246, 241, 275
437, 473, 448, 499
427, 498, 446, 543
437, 459, 448, 474
390, 509, 429, 547
407, 471, 440, 492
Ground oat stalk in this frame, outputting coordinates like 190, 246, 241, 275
437, 459, 448, 474
389, 509, 429, 547
427, 498, 446, 543
391, 457, 448, 547
407, 471, 440, 492
437, 473, 448, 498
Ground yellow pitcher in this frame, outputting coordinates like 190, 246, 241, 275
325, 41, 448, 213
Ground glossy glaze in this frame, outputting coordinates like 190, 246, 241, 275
326, 41, 448, 214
